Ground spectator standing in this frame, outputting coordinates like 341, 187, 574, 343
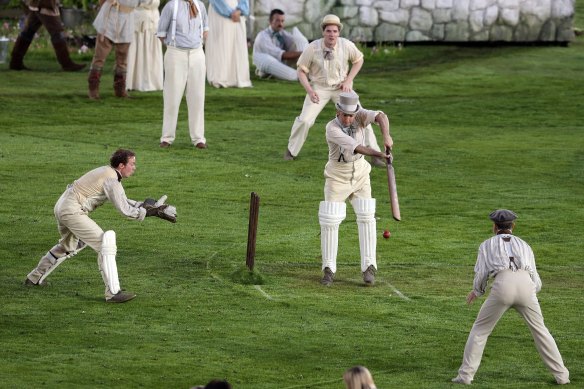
126, 0, 164, 91
88, 0, 148, 99
157, 0, 209, 149
9, 0, 85, 71
205, 0, 252, 88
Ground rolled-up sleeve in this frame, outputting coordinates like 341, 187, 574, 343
103, 178, 147, 221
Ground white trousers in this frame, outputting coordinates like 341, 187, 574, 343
161, 46, 206, 145
287, 85, 381, 157
457, 269, 570, 384
253, 53, 297, 81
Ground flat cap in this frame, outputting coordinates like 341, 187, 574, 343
489, 209, 517, 223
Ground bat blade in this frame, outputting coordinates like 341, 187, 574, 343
386, 150, 401, 221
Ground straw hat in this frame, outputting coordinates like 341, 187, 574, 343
321, 14, 343, 31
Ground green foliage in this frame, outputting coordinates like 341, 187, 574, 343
1, 32, 583, 389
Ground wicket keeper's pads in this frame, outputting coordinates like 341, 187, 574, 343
99, 230, 121, 295
319, 201, 346, 274
352, 198, 377, 272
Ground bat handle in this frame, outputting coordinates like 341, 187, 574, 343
385, 146, 393, 164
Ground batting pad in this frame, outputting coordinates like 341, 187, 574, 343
352, 198, 377, 272
100, 230, 121, 295
319, 201, 346, 273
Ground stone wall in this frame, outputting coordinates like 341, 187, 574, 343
248, 0, 575, 43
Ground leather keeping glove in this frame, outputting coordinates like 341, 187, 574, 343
141, 198, 176, 223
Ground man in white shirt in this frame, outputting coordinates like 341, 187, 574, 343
252, 8, 307, 81
157, 0, 209, 149
452, 209, 570, 385
318, 92, 393, 286
284, 14, 384, 167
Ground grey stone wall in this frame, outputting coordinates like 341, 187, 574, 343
248, 0, 575, 43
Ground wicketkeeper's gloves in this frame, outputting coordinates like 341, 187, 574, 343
141, 196, 177, 223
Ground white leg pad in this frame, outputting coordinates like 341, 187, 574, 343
352, 198, 377, 272
99, 230, 120, 296
35, 241, 87, 284
318, 201, 346, 274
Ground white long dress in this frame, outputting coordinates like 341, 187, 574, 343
126, 0, 164, 91
205, 0, 252, 88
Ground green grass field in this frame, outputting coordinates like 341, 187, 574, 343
1, 9, 583, 389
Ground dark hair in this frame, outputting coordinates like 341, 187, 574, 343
269, 8, 284, 21
110, 149, 136, 168
495, 221, 514, 231
204, 380, 231, 389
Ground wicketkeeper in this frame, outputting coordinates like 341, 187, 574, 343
319, 92, 393, 286
24, 149, 177, 303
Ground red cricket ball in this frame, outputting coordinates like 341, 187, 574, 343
383, 230, 391, 239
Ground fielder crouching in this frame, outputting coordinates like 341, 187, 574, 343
319, 92, 393, 286
24, 149, 177, 303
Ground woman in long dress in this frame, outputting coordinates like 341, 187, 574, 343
205, 0, 252, 88
126, 0, 164, 91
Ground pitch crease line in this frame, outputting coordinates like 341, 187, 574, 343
254, 285, 274, 300
385, 281, 411, 301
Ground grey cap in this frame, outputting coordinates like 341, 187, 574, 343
489, 209, 517, 223
336, 91, 360, 114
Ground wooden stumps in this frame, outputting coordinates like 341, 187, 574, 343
246, 192, 260, 271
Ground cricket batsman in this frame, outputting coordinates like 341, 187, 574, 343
24, 149, 177, 303
319, 91, 393, 286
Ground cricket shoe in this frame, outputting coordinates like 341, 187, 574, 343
106, 291, 136, 303
24, 278, 48, 286
362, 265, 376, 285
451, 376, 471, 385
321, 267, 334, 286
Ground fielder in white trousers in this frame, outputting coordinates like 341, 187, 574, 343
161, 46, 206, 146
456, 269, 570, 385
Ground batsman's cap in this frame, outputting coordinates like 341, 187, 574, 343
489, 209, 517, 223
321, 14, 343, 31
336, 91, 360, 115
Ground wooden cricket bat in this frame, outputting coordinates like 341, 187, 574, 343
386, 147, 401, 221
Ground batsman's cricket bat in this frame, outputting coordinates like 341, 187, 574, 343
386, 147, 401, 221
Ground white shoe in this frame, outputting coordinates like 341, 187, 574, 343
451, 376, 471, 385
255, 68, 266, 78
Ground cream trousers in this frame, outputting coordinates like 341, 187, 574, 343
324, 158, 372, 202
161, 45, 206, 145
457, 269, 570, 384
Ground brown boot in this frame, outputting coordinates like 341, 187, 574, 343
88, 68, 102, 100
9, 36, 33, 71
53, 40, 86, 72
113, 72, 130, 98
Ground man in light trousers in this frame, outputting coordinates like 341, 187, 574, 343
157, 0, 209, 149
284, 14, 383, 167
452, 209, 570, 385
319, 92, 393, 286
25, 149, 175, 303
